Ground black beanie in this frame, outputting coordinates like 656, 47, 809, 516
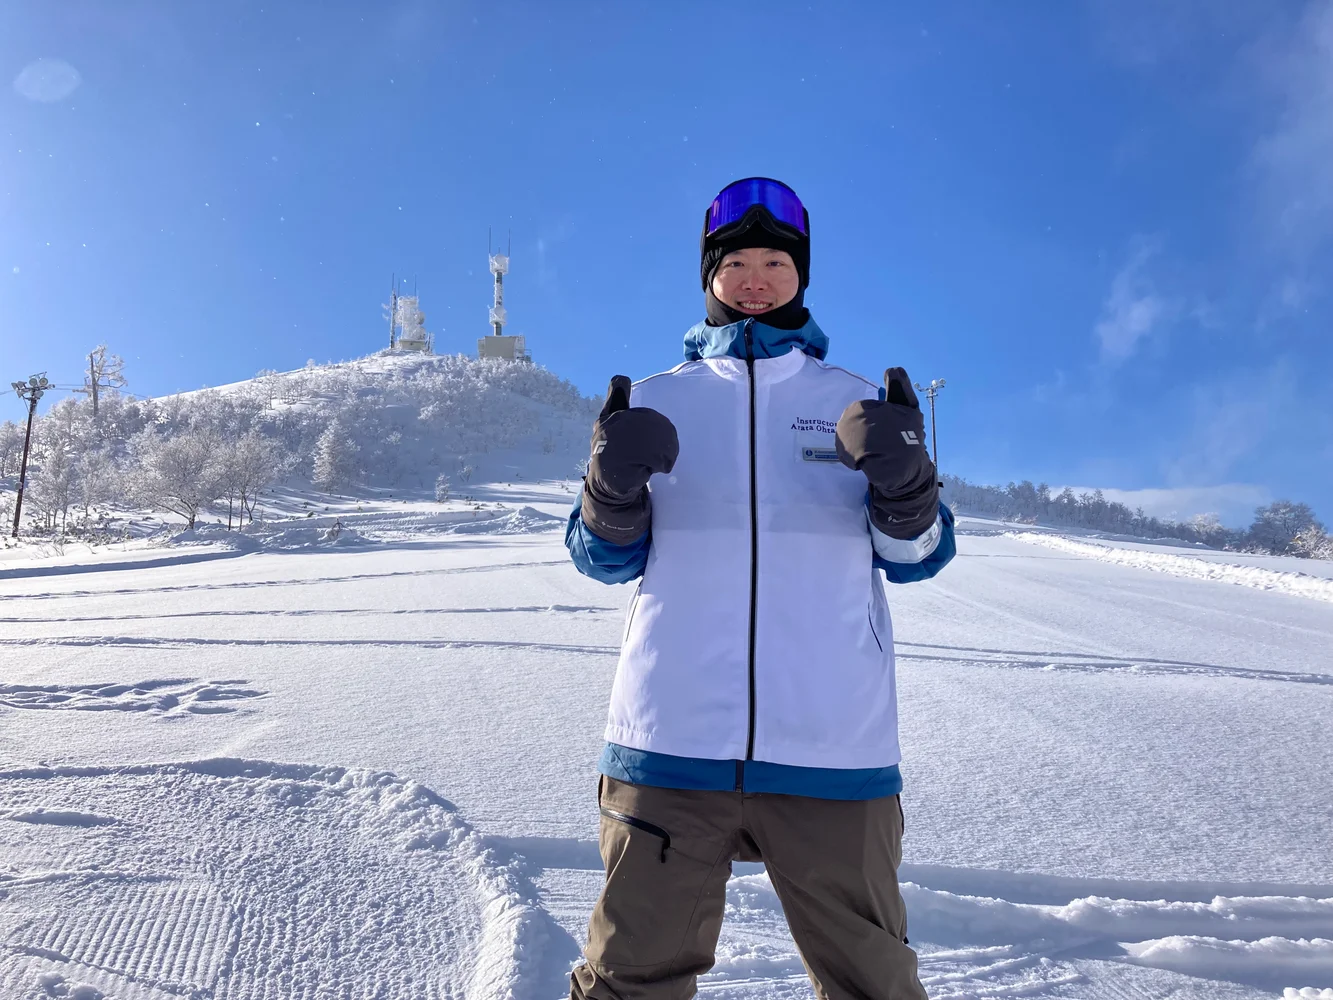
700, 207, 810, 291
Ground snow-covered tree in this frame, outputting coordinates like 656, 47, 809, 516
1291, 525, 1333, 560
1247, 500, 1323, 555
127, 428, 225, 529
77, 344, 128, 421
0, 420, 24, 478
254, 369, 280, 409
215, 432, 290, 527
434, 473, 451, 503
1187, 512, 1227, 545
76, 448, 117, 516
312, 418, 360, 492
27, 441, 76, 530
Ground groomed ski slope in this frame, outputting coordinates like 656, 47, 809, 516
1, 489, 1330, 999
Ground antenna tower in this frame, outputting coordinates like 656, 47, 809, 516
488, 229, 510, 337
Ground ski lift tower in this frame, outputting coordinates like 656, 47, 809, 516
477, 234, 531, 362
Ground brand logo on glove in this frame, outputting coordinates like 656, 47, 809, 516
900, 431, 921, 445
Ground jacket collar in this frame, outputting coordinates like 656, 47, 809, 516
683, 315, 829, 363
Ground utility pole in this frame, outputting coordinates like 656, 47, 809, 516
913, 378, 946, 485
10, 373, 49, 538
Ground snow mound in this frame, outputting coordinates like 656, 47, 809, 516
444, 506, 564, 535
0, 759, 563, 1000
256, 523, 371, 549
1006, 531, 1333, 603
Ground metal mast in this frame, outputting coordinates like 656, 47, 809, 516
9, 373, 49, 538
912, 378, 947, 485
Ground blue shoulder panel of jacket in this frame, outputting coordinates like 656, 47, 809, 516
600, 743, 903, 801
564, 497, 650, 584
876, 503, 956, 584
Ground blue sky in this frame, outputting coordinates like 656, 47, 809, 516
2, 1, 1330, 526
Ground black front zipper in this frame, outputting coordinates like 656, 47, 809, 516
600, 807, 672, 862
743, 322, 759, 763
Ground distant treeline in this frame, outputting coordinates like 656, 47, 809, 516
940, 475, 1331, 559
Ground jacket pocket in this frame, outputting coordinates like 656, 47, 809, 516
599, 807, 672, 863
867, 606, 884, 653
621, 587, 643, 646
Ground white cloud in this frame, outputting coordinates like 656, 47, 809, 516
1058, 484, 1269, 527
1094, 240, 1169, 363
12, 58, 82, 103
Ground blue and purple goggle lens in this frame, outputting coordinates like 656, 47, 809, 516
706, 177, 807, 237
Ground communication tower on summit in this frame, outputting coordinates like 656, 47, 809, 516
478, 230, 530, 362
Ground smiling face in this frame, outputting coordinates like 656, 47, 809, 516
709, 247, 801, 315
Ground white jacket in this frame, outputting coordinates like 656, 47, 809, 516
605, 345, 940, 769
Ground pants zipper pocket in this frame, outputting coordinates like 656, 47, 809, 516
600, 807, 671, 863
868, 608, 884, 653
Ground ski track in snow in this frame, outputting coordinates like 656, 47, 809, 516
0, 558, 573, 602
0, 635, 622, 657
0, 760, 572, 1000
1006, 531, 1333, 604
0, 679, 267, 715
895, 640, 1333, 686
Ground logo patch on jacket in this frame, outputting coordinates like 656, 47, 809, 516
792, 417, 840, 463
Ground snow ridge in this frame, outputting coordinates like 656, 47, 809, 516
1006, 531, 1333, 603
711, 874, 1333, 996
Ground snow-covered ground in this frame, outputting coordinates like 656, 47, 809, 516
2, 485, 1330, 998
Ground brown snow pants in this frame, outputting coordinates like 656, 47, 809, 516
570, 776, 928, 1000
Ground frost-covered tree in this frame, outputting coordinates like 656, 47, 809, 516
1247, 500, 1323, 555
127, 428, 225, 529
77, 344, 128, 421
0, 420, 24, 478
76, 448, 117, 516
1187, 512, 1227, 545
27, 441, 76, 530
216, 431, 290, 527
254, 369, 280, 409
434, 473, 451, 503
1291, 525, 1333, 560
312, 418, 360, 492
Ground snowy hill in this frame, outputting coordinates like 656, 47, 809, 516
164, 350, 600, 493
0, 351, 601, 546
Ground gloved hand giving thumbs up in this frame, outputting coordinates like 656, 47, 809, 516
581, 375, 680, 544
835, 367, 939, 540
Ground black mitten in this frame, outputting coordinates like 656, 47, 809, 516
582, 375, 680, 544
835, 368, 939, 540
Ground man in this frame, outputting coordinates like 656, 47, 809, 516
565, 177, 953, 1000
